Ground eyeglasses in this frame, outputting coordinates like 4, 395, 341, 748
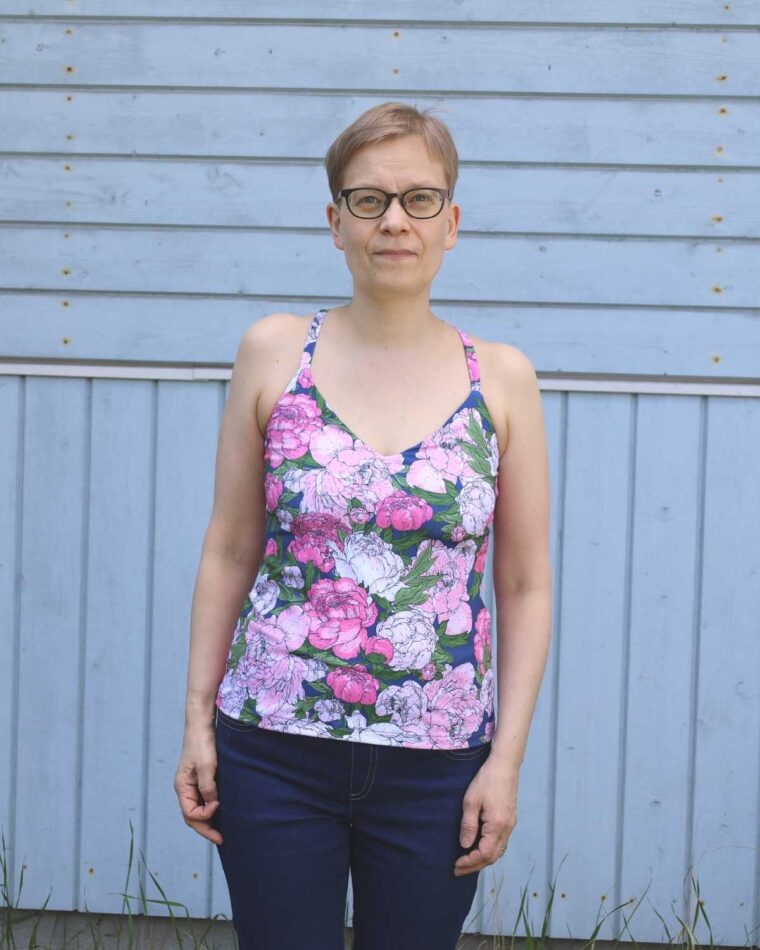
337, 187, 450, 220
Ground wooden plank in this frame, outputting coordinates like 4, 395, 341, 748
2, 158, 756, 238
14, 377, 88, 909
622, 396, 703, 939
0, 377, 21, 884
209, 392, 231, 920
3, 1, 760, 26
2, 295, 759, 380
475, 390, 565, 935
78, 380, 154, 913
0, 226, 755, 308
692, 396, 760, 944
552, 393, 633, 937
3, 1, 760, 25
1, 22, 758, 96
145, 380, 222, 918
2, 91, 755, 169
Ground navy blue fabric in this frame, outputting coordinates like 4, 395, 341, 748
213, 709, 491, 949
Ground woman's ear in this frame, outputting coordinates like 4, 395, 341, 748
444, 200, 461, 251
326, 201, 345, 250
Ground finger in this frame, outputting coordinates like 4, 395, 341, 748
453, 844, 495, 875
454, 825, 505, 873
197, 766, 219, 805
458, 801, 481, 849
177, 781, 218, 822
185, 817, 224, 846
184, 795, 220, 822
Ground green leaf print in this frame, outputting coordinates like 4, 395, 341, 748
392, 576, 439, 610
461, 415, 494, 479
241, 698, 261, 723
229, 635, 248, 669
442, 630, 472, 647
305, 560, 316, 588
406, 484, 455, 504
404, 541, 435, 578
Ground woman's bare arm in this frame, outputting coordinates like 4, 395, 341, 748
489, 345, 553, 770
183, 320, 272, 725
175, 314, 286, 841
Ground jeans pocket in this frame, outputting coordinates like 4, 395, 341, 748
444, 742, 491, 761
217, 709, 260, 733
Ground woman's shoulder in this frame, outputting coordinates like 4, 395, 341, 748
466, 330, 539, 390
238, 310, 311, 349
233, 310, 313, 370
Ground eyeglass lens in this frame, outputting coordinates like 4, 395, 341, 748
346, 188, 444, 218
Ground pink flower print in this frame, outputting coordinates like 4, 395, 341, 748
480, 668, 495, 717
474, 606, 492, 675
415, 539, 477, 635
296, 350, 314, 388
306, 577, 378, 660
236, 608, 312, 716
314, 697, 344, 723
466, 351, 480, 384
301, 428, 397, 517
248, 603, 310, 654
458, 477, 497, 536
216, 656, 249, 717
247, 570, 279, 618
451, 526, 466, 542
422, 663, 484, 749
375, 609, 437, 671
375, 680, 426, 727
329, 532, 405, 600
264, 474, 284, 513
406, 433, 466, 493
421, 662, 436, 681
375, 491, 433, 531
474, 535, 489, 574
289, 512, 350, 572
364, 636, 394, 662
264, 537, 277, 558
327, 665, 380, 704
265, 392, 323, 469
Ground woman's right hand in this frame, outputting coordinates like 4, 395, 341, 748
174, 722, 223, 845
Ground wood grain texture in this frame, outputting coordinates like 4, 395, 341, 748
2, 92, 756, 168
2, 3, 759, 943
3, 1, 760, 24
1, 22, 758, 96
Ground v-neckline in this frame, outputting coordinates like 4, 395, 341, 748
307, 308, 480, 461
311, 381, 478, 461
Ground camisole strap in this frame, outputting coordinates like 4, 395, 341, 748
302, 307, 328, 369
456, 327, 482, 392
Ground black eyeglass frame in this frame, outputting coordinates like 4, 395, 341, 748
337, 187, 451, 219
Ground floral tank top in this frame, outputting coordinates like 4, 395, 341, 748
216, 307, 500, 750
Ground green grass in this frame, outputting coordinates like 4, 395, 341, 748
1, 827, 758, 949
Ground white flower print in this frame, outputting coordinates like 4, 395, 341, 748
375, 609, 438, 670
329, 532, 406, 600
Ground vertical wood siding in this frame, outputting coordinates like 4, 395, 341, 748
1, 4, 758, 944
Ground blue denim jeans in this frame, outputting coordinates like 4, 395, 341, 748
213, 709, 491, 950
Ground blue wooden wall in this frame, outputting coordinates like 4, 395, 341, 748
0, 3, 758, 945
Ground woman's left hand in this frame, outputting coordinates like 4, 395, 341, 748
453, 753, 518, 876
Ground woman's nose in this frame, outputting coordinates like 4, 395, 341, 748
379, 196, 410, 230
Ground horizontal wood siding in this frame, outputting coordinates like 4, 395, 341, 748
1, 4, 758, 945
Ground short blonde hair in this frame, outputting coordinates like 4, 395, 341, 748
324, 101, 459, 202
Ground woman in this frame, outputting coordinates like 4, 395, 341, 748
174, 102, 552, 950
